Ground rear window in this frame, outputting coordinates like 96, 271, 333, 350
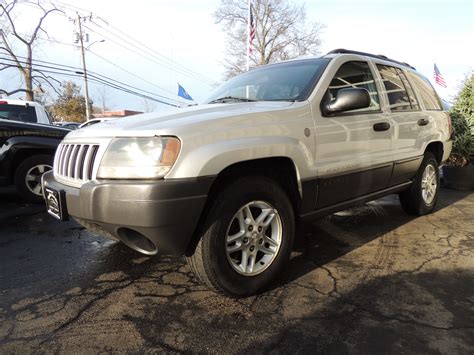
0, 104, 37, 123
406, 72, 443, 110
377, 64, 420, 111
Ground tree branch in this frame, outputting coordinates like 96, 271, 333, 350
0, 88, 29, 96
0, 38, 25, 75
0, 63, 17, 71
28, 6, 63, 45
0, 1, 29, 46
32, 76, 61, 96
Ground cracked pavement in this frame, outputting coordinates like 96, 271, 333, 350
0, 187, 473, 353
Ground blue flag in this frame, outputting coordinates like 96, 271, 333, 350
178, 83, 194, 101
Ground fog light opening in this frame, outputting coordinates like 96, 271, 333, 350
117, 228, 158, 255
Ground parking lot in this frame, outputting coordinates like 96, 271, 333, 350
0, 187, 473, 353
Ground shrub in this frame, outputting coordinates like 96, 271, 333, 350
446, 75, 474, 167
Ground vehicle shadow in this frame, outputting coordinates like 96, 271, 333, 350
245, 268, 474, 353
267, 189, 470, 292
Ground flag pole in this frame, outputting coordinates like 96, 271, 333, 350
246, 0, 250, 98
246, 0, 250, 72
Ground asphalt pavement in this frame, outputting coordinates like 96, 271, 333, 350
0, 187, 473, 353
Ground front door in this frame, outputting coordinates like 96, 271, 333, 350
313, 60, 393, 208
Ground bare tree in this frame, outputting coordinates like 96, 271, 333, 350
215, 0, 324, 78
0, 0, 62, 100
94, 85, 113, 113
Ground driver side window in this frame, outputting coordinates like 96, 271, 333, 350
327, 61, 380, 113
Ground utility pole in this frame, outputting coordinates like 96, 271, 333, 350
76, 12, 91, 121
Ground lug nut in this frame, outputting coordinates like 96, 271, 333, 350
243, 237, 249, 244
248, 225, 253, 232
259, 238, 263, 245
250, 246, 255, 252
258, 226, 262, 232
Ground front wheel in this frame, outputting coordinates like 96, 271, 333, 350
399, 152, 440, 215
14, 154, 53, 203
187, 176, 295, 297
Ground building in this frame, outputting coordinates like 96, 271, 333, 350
92, 109, 143, 119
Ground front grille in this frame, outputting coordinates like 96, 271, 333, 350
54, 143, 100, 183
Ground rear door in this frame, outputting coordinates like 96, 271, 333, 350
375, 64, 432, 185
313, 59, 393, 208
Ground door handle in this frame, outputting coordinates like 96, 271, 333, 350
418, 118, 429, 126
373, 122, 391, 131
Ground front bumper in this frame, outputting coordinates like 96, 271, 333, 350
42, 171, 215, 255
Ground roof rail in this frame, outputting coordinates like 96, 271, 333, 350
326, 49, 416, 70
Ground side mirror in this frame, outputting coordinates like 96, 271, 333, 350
321, 88, 371, 116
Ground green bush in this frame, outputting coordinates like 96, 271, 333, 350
446, 75, 474, 167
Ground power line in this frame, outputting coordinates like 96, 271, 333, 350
0, 53, 188, 105
0, 59, 179, 106
8, 35, 186, 100
82, 23, 217, 86
54, 0, 219, 86
89, 19, 219, 85
87, 49, 177, 97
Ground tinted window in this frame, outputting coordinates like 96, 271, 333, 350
406, 72, 442, 110
377, 65, 419, 111
206, 58, 330, 103
397, 69, 420, 110
0, 104, 37, 123
327, 61, 380, 113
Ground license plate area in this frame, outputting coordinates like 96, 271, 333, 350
44, 187, 69, 221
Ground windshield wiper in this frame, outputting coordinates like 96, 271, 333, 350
208, 96, 257, 104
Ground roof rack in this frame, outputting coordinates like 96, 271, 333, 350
326, 49, 416, 70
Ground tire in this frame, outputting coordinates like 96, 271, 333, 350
14, 154, 53, 203
187, 176, 295, 297
399, 152, 440, 215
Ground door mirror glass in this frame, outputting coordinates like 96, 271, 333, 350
321, 87, 371, 115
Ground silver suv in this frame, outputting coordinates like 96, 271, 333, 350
42, 49, 452, 296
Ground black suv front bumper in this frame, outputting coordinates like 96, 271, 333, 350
42, 171, 215, 255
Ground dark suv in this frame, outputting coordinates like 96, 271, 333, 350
0, 100, 70, 202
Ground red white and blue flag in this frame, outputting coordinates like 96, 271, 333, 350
248, 4, 256, 54
433, 64, 447, 88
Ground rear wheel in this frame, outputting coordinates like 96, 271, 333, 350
399, 152, 440, 215
14, 154, 53, 203
187, 176, 295, 297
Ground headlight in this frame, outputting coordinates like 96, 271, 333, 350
97, 137, 181, 179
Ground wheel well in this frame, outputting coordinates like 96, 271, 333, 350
185, 157, 301, 256
209, 157, 301, 210
425, 142, 443, 164
11, 149, 54, 178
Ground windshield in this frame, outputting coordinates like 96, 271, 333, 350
206, 58, 330, 104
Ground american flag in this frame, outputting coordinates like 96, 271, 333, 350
433, 64, 447, 88
248, 4, 256, 54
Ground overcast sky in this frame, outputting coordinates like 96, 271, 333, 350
1, 0, 472, 112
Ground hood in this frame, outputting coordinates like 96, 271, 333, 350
0, 119, 70, 137
67, 101, 294, 139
